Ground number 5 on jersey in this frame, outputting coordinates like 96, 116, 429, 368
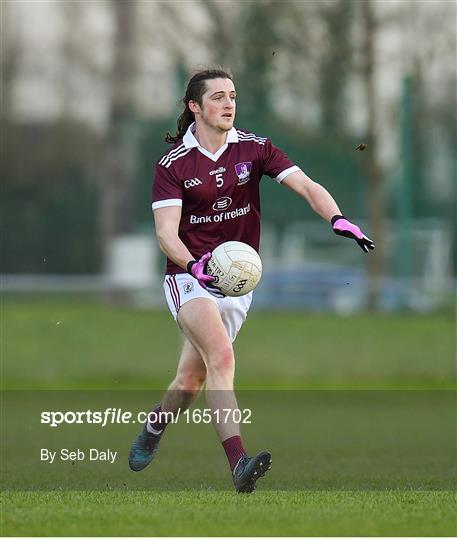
215, 173, 224, 187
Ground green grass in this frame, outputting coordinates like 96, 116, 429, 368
2, 490, 456, 536
3, 298, 455, 388
2, 297, 455, 536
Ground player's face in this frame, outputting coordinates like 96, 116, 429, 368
194, 78, 236, 132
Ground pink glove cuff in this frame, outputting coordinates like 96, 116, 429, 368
332, 216, 364, 240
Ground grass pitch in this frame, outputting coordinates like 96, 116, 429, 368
2, 297, 456, 536
3, 297, 454, 389
3, 490, 456, 536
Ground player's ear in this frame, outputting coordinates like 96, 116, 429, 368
188, 100, 200, 115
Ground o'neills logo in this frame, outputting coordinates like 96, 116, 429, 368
212, 196, 232, 211
209, 166, 226, 176
235, 162, 252, 184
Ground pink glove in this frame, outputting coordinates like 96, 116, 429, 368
331, 215, 375, 253
186, 253, 225, 298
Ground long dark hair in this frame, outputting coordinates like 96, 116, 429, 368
165, 67, 234, 144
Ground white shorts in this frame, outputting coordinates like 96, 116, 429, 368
163, 273, 253, 342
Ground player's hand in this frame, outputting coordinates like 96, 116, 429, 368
187, 253, 226, 298
331, 215, 375, 253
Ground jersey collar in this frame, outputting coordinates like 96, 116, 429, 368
183, 122, 239, 162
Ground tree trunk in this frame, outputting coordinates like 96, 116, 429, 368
98, 0, 137, 267
319, 0, 353, 134
361, 0, 385, 312
1, 2, 22, 123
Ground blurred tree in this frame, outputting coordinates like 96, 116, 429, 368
359, 0, 385, 311
318, 0, 353, 133
235, 0, 283, 127
98, 0, 139, 264
201, 0, 238, 67
58, 1, 105, 118
411, 1, 456, 217
1, 1, 22, 124
2, 2, 104, 274
59, 1, 85, 117
405, 1, 456, 278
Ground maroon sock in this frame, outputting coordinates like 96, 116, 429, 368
146, 404, 169, 434
222, 435, 247, 471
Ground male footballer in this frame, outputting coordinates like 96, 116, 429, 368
129, 67, 374, 492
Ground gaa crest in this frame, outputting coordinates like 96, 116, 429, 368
183, 282, 194, 294
234, 162, 252, 185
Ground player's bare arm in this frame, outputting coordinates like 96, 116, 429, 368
281, 170, 341, 222
153, 206, 195, 270
282, 170, 375, 253
153, 206, 221, 296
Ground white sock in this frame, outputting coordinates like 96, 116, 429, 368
146, 422, 163, 436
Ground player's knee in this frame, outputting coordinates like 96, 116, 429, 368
175, 371, 206, 394
208, 346, 235, 375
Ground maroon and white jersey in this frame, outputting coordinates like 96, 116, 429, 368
152, 122, 300, 274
